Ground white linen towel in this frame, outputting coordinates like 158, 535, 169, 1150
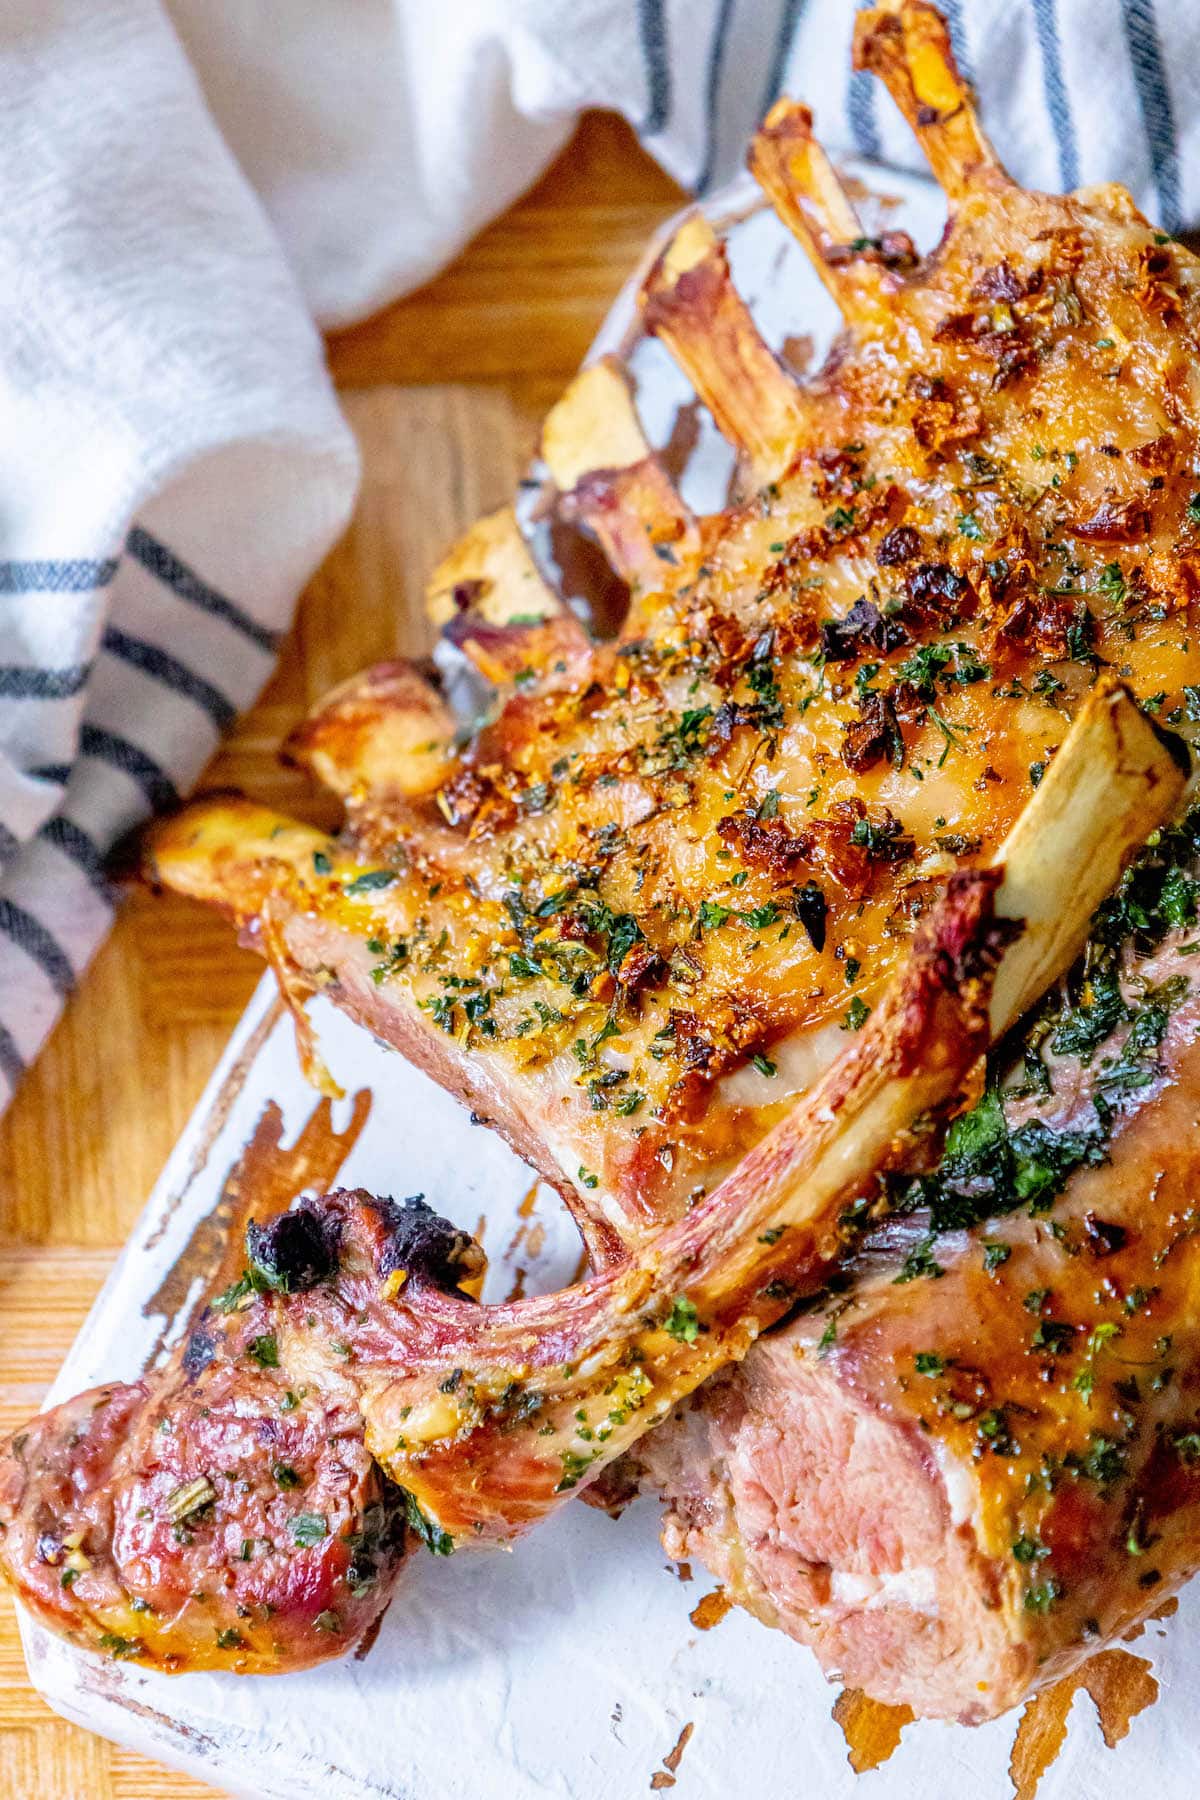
4, 0, 1199, 1112
0, 0, 358, 1108
168, 0, 1200, 329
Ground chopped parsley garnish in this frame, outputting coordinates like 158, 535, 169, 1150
893, 1236, 943, 1284
288, 1512, 329, 1547
663, 1295, 701, 1342
741, 903, 781, 931
1066, 1434, 1126, 1489
699, 899, 731, 931
895, 1085, 1106, 1234
343, 868, 398, 895
850, 815, 913, 862
210, 1268, 265, 1314
554, 1450, 597, 1494
421, 994, 457, 1033
246, 1333, 279, 1368
842, 996, 870, 1031
655, 705, 714, 768
403, 1489, 455, 1554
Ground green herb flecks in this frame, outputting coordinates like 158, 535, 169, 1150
663, 1295, 701, 1342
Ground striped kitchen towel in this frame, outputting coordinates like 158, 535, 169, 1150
167, 0, 1200, 328
0, 0, 357, 1111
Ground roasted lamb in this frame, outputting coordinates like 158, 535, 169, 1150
0, 710, 1177, 1677
8, 0, 1200, 1724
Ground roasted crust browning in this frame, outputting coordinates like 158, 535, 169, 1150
150, 97, 1200, 1244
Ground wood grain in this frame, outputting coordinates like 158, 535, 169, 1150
0, 111, 682, 1798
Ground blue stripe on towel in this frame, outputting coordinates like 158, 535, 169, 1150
0, 896, 75, 995
126, 527, 279, 654
761, 0, 810, 111
101, 626, 236, 732
1120, 0, 1182, 231
637, 0, 671, 135
0, 558, 117, 594
0, 664, 90, 699
39, 816, 113, 901
847, 0, 881, 159
1031, 0, 1081, 191
79, 724, 180, 814
696, 0, 737, 192
0, 1018, 25, 1086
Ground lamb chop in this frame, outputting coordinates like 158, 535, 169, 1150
69, 0, 1200, 1718
0, 706, 1177, 1676
639, 793, 1200, 1720
149, 11, 1200, 1264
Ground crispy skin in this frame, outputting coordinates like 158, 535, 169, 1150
150, 86, 1200, 1247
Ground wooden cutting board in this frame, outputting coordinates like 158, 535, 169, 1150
0, 112, 683, 1800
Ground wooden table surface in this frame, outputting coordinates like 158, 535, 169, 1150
0, 113, 683, 1799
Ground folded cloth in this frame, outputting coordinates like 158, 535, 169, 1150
0, 0, 358, 1110
167, 0, 1200, 328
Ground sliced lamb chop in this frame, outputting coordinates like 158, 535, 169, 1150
640, 803, 1200, 1720
0, 689, 1181, 1679
0, 1198, 486, 1673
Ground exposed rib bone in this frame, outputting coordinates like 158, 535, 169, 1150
441, 609, 594, 691
425, 506, 563, 629
854, 1, 1005, 199
286, 662, 458, 805
749, 101, 914, 319
424, 505, 591, 688
541, 358, 699, 592
145, 799, 335, 923
542, 358, 653, 494
982, 675, 1186, 1035
640, 214, 807, 481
